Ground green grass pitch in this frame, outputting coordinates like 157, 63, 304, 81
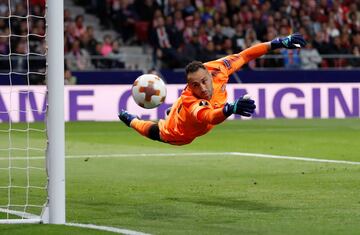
1, 118, 360, 235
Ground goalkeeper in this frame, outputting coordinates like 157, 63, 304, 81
118, 33, 306, 145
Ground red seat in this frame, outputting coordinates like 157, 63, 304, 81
135, 21, 149, 43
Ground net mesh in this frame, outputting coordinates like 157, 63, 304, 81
0, 0, 47, 220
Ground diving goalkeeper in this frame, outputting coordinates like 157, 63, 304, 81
118, 33, 306, 145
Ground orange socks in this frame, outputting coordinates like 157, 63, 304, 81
130, 119, 156, 137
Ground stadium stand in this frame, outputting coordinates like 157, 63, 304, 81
0, 0, 359, 76
66, 0, 360, 70
72, 0, 360, 68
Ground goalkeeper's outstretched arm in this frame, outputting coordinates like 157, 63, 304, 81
220, 33, 307, 75
197, 95, 257, 125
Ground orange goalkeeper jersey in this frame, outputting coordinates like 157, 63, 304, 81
158, 43, 268, 145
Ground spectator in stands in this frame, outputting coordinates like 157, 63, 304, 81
29, 40, 46, 75
112, 0, 137, 44
0, 18, 7, 32
74, 15, 86, 39
238, 4, 252, 25
205, 18, 215, 38
226, 0, 241, 19
197, 0, 215, 22
152, 9, 164, 28
18, 21, 28, 36
91, 42, 106, 68
0, 0, 9, 16
346, 3, 360, 27
30, 1, 45, 16
66, 39, 93, 70
261, 30, 283, 68
182, 32, 202, 64
221, 17, 235, 39
13, 39, 28, 72
326, 19, 340, 39
150, 16, 182, 68
245, 28, 261, 46
108, 40, 125, 69
300, 41, 322, 69
216, 1, 228, 18
220, 38, 234, 55
340, 32, 351, 51
80, 26, 98, 55
312, 31, 331, 67
301, 15, 316, 37
347, 11, 360, 33
183, 0, 197, 17
212, 24, 225, 48
64, 9, 73, 26
281, 48, 301, 69
33, 18, 45, 36
199, 40, 217, 62
212, 11, 222, 26
197, 25, 210, 48
329, 36, 350, 67
232, 24, 245, 52
173, 10, 185, 31
0, 35, 9, 55
8, 0, 357, 72
183, 15, 196, 44
349, 46, 360, 67
352, 33, 360, 48
14, 2, 27, 17
64, 22, 77, 51
96, 0, 111, 29
193, 10, 202, 28
162, 0, 176, 16
101, 34, 113, 56
252, 9, 267, 42
134, 0, 159, 22
64, 69, 77, 85
164, 15, 183, 49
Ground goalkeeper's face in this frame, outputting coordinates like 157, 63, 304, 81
187, 68, 213, 100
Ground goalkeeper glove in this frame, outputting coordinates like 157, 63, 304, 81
270, 33, 306, 50
223, 95, 256, 117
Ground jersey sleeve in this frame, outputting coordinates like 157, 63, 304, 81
182, 93, 213, 123
197, 107, 227, 125
189, 100, 213, 122
205, 42, 269, 76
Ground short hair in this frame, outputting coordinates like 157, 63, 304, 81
185, 61, 206, 81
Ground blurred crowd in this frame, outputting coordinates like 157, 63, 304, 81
64, 12, 125, 71
75, 0, 360, 69
0, 0, 359, 74
0, 0, 46, 83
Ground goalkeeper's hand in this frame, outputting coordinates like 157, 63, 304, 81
223, 95, 256, 117
270, 33, 306, 50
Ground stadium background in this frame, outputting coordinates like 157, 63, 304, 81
0, 0, 359, 85
1, 0, 360, 234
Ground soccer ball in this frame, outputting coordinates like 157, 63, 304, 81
131, 74, 167, 109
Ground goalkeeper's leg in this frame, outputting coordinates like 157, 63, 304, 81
118, 110, 162, 141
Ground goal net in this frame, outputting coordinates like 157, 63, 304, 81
0, 0, 64, 224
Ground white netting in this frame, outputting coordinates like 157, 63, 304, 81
0, 0, 47, 222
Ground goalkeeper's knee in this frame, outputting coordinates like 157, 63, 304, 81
148, 124, 161, 141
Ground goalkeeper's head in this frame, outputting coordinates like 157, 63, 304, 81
185, 61, 214, 100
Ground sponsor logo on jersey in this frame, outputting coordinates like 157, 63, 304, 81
223, 59, 231, 69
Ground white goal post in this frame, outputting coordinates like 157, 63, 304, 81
0, 0, 65, 224
46, 0, 65, 224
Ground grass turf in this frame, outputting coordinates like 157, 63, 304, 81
1, 118, 360, 234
